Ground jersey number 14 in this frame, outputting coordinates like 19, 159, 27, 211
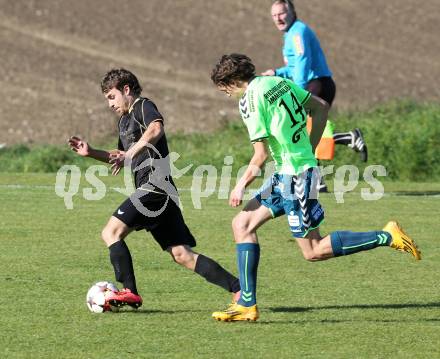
279, 91, 306, 144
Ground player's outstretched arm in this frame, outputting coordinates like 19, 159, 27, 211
230, 141, 268, 207
68, 136, 118, 163
303, 95, 329, 152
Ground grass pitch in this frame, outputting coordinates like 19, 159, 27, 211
0, 174, 439, 358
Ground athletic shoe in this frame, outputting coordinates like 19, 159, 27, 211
106, 288, 143, 308
212, 303, 259, 322
384, 221, 421, 260
351, 128, 368, 162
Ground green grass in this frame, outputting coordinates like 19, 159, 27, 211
0, 173, 439, 358
321, 100, 440, 181
1, 101, 439, 181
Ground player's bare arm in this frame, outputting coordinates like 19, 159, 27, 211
125, 120, 164, 159
303, 95, 329, 152
230, 141, 268, 207
68, 136, 121, 163
109, 120, 164, 175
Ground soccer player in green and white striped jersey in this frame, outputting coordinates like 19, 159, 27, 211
210, 54, 421, 322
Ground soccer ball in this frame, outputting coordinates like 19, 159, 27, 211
86, 281, 119, 313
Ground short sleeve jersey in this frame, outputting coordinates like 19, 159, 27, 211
118, 97, 171, 189
274, 20, 332, 89
239, 76, 317, 175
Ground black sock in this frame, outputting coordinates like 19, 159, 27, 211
109, 241, 138, 294
333, 132, 353, 146
194, 254, 241, 293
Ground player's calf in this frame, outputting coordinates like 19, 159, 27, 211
194, 253, 241, 294
296, 233, 334, 262
300, 249, 330, 262
108, 240, 139, 295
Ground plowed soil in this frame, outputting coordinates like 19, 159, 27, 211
0, 0, 438, 145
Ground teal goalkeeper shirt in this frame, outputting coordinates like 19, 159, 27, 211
275, 20, 332, 89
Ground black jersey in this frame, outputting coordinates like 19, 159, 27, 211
117, 97, 171, 190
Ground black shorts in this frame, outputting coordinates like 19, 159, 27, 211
112, 191, 196, 251
306, 77, 336, 107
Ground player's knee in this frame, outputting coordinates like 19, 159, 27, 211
232, 215, 251, 239
101, 227, 113, 244
101, 225, 123, 245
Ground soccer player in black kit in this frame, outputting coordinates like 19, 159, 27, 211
69, 68, 240, 308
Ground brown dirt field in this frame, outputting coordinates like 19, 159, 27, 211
0, 0, 438, 145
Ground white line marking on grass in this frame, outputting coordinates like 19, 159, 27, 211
1, 184, 439, 198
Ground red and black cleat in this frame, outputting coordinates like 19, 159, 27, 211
106, 288, 143, 309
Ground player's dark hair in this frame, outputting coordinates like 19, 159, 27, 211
211, 53, 256, 87
273, 0, 297, 19
101, 68, 142, 96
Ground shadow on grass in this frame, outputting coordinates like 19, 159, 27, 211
118, 308, 207, 315
256, 302, 440, 324
390, 191, 440, 197
269, 301, 440, 313
113, 302, 440, 320
258, 318, 440, 325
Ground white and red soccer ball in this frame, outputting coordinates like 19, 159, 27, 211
86, 281, 119, 313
